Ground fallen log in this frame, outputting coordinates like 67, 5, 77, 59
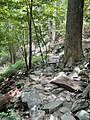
0, 87, 19, 111
0, 79, 15, 94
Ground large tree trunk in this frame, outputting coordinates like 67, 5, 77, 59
63, 0, 84, 67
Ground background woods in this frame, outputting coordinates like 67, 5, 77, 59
0, 0, 90, 120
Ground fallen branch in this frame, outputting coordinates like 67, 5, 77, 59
0, 88, 19, 111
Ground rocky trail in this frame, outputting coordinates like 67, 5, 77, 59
0, 37, 90, 120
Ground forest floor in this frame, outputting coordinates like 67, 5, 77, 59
0, 36, 90, 120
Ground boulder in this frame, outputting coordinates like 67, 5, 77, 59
61, 112, 76, 120
21, 88, 41, 110
43, 98, 63, 113
75, 110, 90, 120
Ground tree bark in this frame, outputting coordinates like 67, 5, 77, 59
28, 0, 33, 70
9, 44, 16, 64
63, 0, 84, 67
0, 88, 18, 111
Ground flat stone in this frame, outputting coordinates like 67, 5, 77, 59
21, 88, 41, 109
29, 74, 39, 81
61, 112, 76, 120
48, 56, 60, 64
59, 107, 70, 114
75, 110, 90, 120
71, 99, 89, 112
50, 80, 76, 92
50, 74, 81, 92
31, 110, 45, 120
43, 99, 63, 113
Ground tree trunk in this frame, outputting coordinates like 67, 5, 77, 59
9, 44, 16, 64
28, 0, 33, 70
63, 0, 84, 67
52, 1, 56, 42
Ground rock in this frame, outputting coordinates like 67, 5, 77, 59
71, 99, 89, 112
80, 84, 90, 99
43, 67, 54, 76
44, 83, 57, 90
50, 72, 82, 92
34, 84, 43, 91
40, 79, 50, 86
43, 98, 63, 113
66, 93, 71, 102
68, 71, 78, 80
61, 112, 76, 120
75, 110, 90, 120
29, 74, 39, 81
44, 86, 53, 92
21, 88, 41, 110
50, 77, 75, 92
58, 91, 67, 102
49, 113, 60, 120
48, 56, 60, 65
31, 110, 45, 120
34, 70, 43, 76
87, 109, 90, 113
59, 107, 70, 114
68, 67, 81, 80
51, 88, 64, 95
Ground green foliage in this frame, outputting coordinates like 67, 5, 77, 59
0, 60, 25, 82
32, 54, 44, 65
0, 109, 21, 120
0, 0, 90, 70
83, 0, 90, 29
32, 54, 48, 65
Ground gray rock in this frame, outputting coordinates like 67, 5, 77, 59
43, 98, 63, 113
71, 99, 89, 112
80, 84, 90, 99
59, 107, 70, 114
49, 113, 60, 120
21, 88, 41, 109
87, 109, 90, 113
29, 74, 39, 81
34, 70, 43, 76
34, 84, 43, 91
50, 73, 80, 92
75, 110, 90, 120
31, 110, 45, 120
40, 79, 50, 86
43, 67, 54, 76
48, 56, 60, 64
61, 112, 76, 120
66, 93, 71, 102
68, 67, 81, 79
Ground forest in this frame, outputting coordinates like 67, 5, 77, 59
0, 0, 90, 120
